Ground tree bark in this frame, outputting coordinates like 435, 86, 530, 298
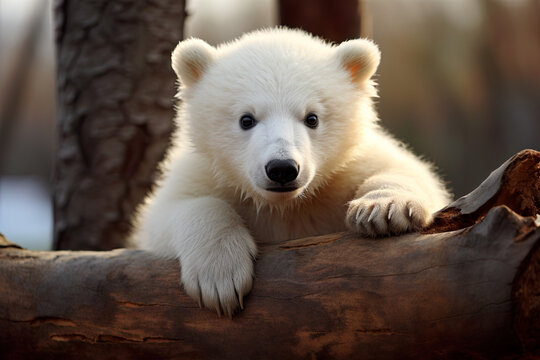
279, 0, 362, 43
53, 0, 184, 250
1, 150, 539, 359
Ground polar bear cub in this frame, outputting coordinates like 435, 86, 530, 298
133, 28, 450, 316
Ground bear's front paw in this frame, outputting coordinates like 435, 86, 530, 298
179, 230, 256, 317
346, 194, 432, 237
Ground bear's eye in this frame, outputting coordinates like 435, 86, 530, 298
304, 113, 319, 129
240, 114, 257, 130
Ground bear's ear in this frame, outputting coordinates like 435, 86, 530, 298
171, 38, 216, 87
335, 39, 380, 84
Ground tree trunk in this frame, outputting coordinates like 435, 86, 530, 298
53, 0, 185, 250
2, 150, 539, 359
279, 0, 362, 43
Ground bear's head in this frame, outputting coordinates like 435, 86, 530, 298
171, 28, 380, 207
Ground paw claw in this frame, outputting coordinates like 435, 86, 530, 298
355, 207, 364, 223
196, 277, 203, 308
234, 284, 244, 310
214, 284, 223, 317
347, 194, 432, 237
180, 231, 256, 317
387, 203, 395, 221
367, 205, 379, 223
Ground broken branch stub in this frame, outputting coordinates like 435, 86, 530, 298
424, 149, 539, 233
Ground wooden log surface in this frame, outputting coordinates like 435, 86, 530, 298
1, 149, 539, 359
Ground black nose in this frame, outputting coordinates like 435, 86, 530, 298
265, 159, 299, 185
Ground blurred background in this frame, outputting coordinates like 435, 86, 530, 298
0, 0, 538, 250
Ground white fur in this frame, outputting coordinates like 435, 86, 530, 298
132, 28, 451, 316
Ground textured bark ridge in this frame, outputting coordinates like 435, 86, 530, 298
53, 0, 184, 250
1, 150, 539, 359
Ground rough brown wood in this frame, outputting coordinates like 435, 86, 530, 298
1, 150, 539, 359
0, 233, 23, 249
279, 0, 362, 43
514, 231, 540, 356
53, 0, 184, 251
425, 149, 540, 234
0, 207, 538, 359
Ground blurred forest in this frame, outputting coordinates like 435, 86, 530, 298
0, 0, 538, 249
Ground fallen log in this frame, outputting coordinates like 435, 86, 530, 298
1, 149, 539, 359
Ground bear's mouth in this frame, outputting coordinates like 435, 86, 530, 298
266, 186, 298, 193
